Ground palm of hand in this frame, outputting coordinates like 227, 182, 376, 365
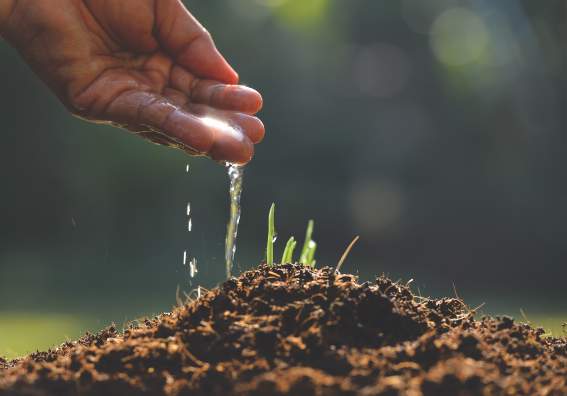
3, 0, 263, 163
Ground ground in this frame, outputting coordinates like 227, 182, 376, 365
1, 263, 566, 395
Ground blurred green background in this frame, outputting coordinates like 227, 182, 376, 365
1, 0, 566, 358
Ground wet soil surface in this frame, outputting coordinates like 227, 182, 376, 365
1, 263, 566, 395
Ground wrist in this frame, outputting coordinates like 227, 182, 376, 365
0, 0, 17, 36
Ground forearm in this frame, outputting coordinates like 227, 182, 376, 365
0, 0, 16, 37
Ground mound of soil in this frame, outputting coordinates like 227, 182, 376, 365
1, 263, 566, 395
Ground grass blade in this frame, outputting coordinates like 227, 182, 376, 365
281, 236, 296, 264
299, 220, 314, 264
266, 203, 275, 265
290, 240, 297, 262
336, 236, 360, 272
305, 241, 317, 267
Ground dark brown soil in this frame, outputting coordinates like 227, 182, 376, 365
1, 263, 566, 395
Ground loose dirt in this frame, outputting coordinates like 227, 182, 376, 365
1, 263, 566, 395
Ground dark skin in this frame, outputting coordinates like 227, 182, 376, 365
0, 0, 264, 164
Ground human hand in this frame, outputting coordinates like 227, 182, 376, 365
0, 0, 264, 164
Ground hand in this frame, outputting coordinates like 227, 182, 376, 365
0, 0, 264, 164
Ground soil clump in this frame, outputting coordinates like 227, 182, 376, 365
1, 263, 566, 395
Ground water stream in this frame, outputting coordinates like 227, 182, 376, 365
182, 117, 246, 281
224, 163, 244, 279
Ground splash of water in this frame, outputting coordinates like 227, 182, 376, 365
224, 163, 244, 279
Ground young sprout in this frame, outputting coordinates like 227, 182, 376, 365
299, 220, 315, 266
266, 203, 275, 265
305, 241, 317, 267
281, 236, 297, 264
265, 208, 317, 267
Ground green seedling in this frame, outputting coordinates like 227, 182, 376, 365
266, 203, 275, 265
281, 236, 297, 264
265, 205, 317, 267
305, 241, 317, 267
299, 220, 315, 266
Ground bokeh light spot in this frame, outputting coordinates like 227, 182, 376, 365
274, 0, 329, 28
430, 7, 489, 66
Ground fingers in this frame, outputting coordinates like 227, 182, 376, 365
203, 118, 254, 164
229, 112, 265, 144
191, 80, 263, 114
104, 90, 255, 164
106, 90, 213, 153
186, 103, 265, 144
170, 66, 263, 114
155, 0, 238, 84
161, 87, 265, 144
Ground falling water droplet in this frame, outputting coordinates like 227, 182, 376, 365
182, 165, 198, 282
189, 258, 198, 278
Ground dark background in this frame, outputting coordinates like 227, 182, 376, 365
1, 0, 566, 354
